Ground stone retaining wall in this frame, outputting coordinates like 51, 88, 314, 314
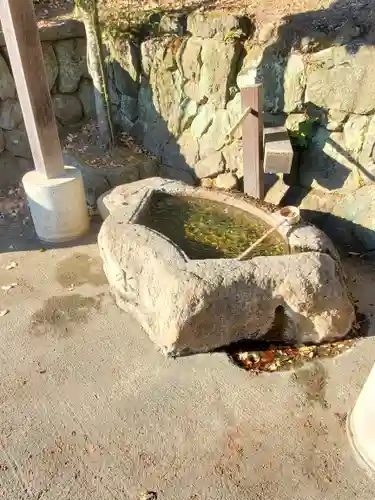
2, 11, 375, 250
0, 20, 94, 188
105, 9, 375, 250
106, 10, 375, 190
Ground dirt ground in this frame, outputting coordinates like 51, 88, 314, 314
34, 0, 339, 27
1, 195, 375, 499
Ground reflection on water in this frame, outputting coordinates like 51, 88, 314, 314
138, 192, 286, 259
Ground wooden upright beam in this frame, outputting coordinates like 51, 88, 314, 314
241, 85, 264, 199
0, 0, 64, 178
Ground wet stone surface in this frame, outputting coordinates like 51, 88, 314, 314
29, 293, 104, 337
138, 192, 286, 260
55, 253, 107, 288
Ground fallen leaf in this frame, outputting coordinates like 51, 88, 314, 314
260, 350, 276, 364
284, 348, 299, 356
242, 358, 252, 368
298, 345, 315, 355
1, 283, 17, 291
5, 262, 17, 270
139, 491, 157, 500
237, 351, 249, 361
249, 352, 261, 363
267, 362, 279, 371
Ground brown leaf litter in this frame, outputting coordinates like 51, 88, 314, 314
62, 120, 157, 170
227, 312, 366, 373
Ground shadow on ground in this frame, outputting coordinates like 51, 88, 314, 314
264, 175, 375, 254
0, 203, 101, 254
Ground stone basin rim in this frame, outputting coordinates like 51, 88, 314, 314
133, 187, 290, 261
98, 178, 336, 262
97, 178, 354, 354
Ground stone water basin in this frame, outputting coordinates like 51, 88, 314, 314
98, 177, 355, 356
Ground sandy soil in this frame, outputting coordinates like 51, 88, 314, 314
34, 0, 334, 26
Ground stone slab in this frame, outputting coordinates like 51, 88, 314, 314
326, 184, 375, 252
0, 19, 85, 47
264, 126, 294, 174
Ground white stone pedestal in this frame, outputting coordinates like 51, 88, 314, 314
23, 166, 89, 243
347, 363, 375, 476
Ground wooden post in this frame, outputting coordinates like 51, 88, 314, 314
0, 0, 64, 178
240, 85, 264, 199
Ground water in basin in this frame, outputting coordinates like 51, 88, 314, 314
138, 192, 287, 259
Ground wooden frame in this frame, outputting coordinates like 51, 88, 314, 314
0, 0, 64, 178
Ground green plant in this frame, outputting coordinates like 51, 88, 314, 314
224, 29, 243, 42
288, 116, 319, 151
